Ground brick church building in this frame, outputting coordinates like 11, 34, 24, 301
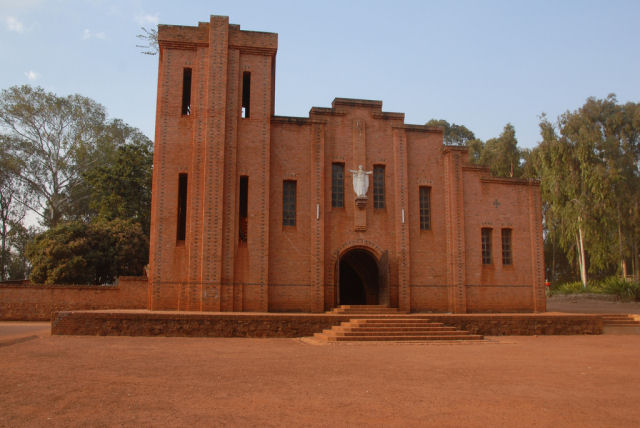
148, 15, 546, 314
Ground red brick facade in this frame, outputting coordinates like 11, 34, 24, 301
148, 16, 546, 314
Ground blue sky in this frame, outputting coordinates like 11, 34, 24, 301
1, 0, 639, 149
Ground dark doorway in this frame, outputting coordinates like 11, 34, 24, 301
339, 249, 379, 305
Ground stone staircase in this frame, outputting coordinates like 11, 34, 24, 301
313, 305, 484, 342
602, 314, 640, 334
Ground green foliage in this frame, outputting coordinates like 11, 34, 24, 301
0, 85, 108, 227
5, 223, 36, 280
82, 130, 153, 234
27, 219, 148, 285
550, 281, 599, 295
0, 85, 153, 229
600, 277, 640, 301
479, 123, 523, 178
531, 95, 640, 284
426, 119, 476, 146
549, 277, 640, 301
0, 137, 27, 280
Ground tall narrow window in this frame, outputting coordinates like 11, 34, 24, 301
242, 71, 251, 118
181, 68, 192, 116
419, 186, 431, 230
283, 180, 297, 226
502, 228, 513, 265
482, 228, 492, 265
239, 176, 248, 243
373, 165, 385, 209
332, 163, 344, 208
177, 173, 188, 241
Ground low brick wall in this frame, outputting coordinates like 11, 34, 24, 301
51, 310, 603, 337
52, 311, 353, 337
0, 277, 148, 321
426, 314, 602, 336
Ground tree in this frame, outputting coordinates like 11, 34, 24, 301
426, 119, 476, 146
0, 85, 108, 227
76, 121, 153, 233
479, 123, 522, 178
0, 86, 153, 229
5, 222, 36, 280
0, 137, 27, 280
136, 26, 159, 55
27, 219, 148, 285
84, 136, 152, 235
533, 95, 640, 285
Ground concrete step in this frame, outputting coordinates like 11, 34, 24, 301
337, 327, 457, 333
331, 309, 408, 314
312, 316, 483, 343
602, 326, 640, 335
602, 315, 640, 327
352, 319, 443, 327
325, 334, 484, 342
332, 331, 472, 337
338, 305, 390, 309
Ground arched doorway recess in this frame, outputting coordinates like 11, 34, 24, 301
338, 248, 388, 305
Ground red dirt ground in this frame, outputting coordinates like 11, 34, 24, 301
1, 297, 639, 427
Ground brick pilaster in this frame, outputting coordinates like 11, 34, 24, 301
393, 128, 411, 312
310, 122, 326, 312
200, 15, 229, 311
443, 147, 467, 313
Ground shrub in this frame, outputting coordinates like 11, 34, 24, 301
549, 277, 640, 301
550, 281, 599, 295
27, 219, 148, 285
600, 277, 640, 301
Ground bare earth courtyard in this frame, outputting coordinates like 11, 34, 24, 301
1, 298, 640, 427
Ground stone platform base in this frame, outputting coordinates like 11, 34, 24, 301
51, 310, 604, 337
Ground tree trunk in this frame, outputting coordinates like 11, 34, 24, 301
633, 241, 639, 282
577, 223, 588, 287
0, 221, 6, 281
551, 236, 556, 282
617, 207, 626, 277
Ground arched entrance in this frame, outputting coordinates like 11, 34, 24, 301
338, 248, 387, 305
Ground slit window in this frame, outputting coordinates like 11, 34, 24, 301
332, 163, 344, 208
482, 228, 492, 265
177, 173, 188, 241
502, 228, 513, 265
242, 71, 251, 118
239, 176, 248, 243
419, 186, 431, 230
181, 68, 192, 116
373, 165, 385, 209
283, 180, 297, 226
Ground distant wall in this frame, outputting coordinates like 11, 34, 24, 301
0, 276, 148, 321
